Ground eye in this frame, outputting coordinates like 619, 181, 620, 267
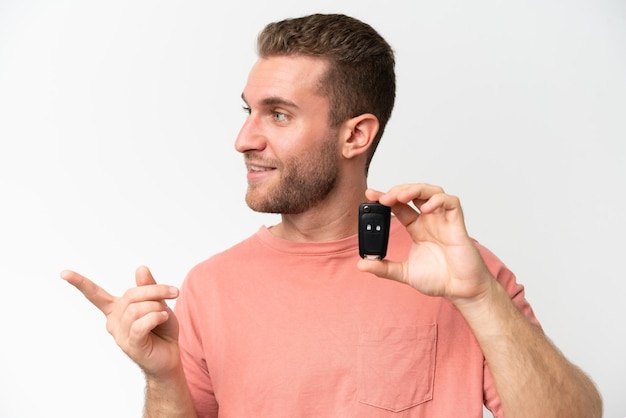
273, 111, 288, 122
242, 106, 251, 116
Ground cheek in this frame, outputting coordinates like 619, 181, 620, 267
271, 120, 336, 161
271, 130, 310, 159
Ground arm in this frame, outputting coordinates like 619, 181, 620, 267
61, 267, 199, 418
358, 184, 602, 418
459, 273, 601, 418
144, 363, 198, 418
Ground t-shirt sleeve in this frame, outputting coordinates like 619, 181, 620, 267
474, 241, 543, 417
175, 271, 219, 418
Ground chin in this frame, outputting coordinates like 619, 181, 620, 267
245, 193, 277, 214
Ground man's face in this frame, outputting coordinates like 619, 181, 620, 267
235, 55, 340, 214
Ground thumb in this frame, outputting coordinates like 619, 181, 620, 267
357, 258, 406, 284
135, 265, 157, 287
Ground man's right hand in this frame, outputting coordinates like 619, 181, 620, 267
61, 266, 181, 378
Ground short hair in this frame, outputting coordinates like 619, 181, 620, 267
257, 14, 396, 174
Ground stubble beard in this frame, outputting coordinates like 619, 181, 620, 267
244, 135, 339, 215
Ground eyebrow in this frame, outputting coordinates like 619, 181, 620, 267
241, 93, 299, 109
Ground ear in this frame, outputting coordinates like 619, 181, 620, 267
340, 113, 379, 160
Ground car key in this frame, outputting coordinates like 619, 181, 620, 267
358, 202, 391, 260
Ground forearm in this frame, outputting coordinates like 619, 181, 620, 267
456, 278, 602, 418
144, 364, 198, 418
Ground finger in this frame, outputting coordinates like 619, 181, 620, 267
378, 183, 444, 209
357, 258, 406, 284
387, 202, 418, 229
113, 300, 170, 340
364, 188, 384, 202
398, 184, 444, 205
128, 265, 178, 303
127, 311, 171, 346
114, 310, 170, 361
378, 184, 454, 227
108, 287, 178, 348
120, 284, 179, 305
419, 192, 462, 215
122, 300, 170, 325
135, 265, 157, 287
366, 187, 420, 227
60, 270, 116, 315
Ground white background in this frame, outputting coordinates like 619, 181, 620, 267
1, 1, 624, 417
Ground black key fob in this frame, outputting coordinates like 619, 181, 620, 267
358, 202, 391, 260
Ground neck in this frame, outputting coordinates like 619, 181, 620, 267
270, 181, 367, 242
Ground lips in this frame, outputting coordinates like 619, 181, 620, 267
245, 161, 277, 182
248, 164, 274, 172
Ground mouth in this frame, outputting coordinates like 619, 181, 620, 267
245, 161, 277, 182
247, 164, 275, 172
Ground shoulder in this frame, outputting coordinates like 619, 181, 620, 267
181, 229, 266, 289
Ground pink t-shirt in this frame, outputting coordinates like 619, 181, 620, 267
175, 218, 539, 417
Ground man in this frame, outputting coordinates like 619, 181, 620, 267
62, 13, 602, 417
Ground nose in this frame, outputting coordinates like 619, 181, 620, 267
234, 115, 266, 154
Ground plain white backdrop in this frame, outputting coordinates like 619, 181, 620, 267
1, 1, 624, 417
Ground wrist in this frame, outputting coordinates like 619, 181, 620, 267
144, 362, 197, 418
449, 271, 497, 310
450, 273, 506, 326
144, 359, 186, 388
452, 276, 523, 342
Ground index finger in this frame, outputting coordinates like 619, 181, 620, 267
377, 183, 444, 207
61, 270, 116, 315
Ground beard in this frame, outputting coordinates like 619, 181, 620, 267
244, 133, 339, 214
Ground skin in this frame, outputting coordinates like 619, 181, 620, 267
235, 55, 377, 242
238, 57, 341, 216
62, 54, 602, 417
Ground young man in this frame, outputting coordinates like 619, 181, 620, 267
62, 14, 602, 418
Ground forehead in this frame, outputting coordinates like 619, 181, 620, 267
243, 55, 329, 105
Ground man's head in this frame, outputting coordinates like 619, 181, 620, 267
256, 13, 396, 174
236, 55, 340, 214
